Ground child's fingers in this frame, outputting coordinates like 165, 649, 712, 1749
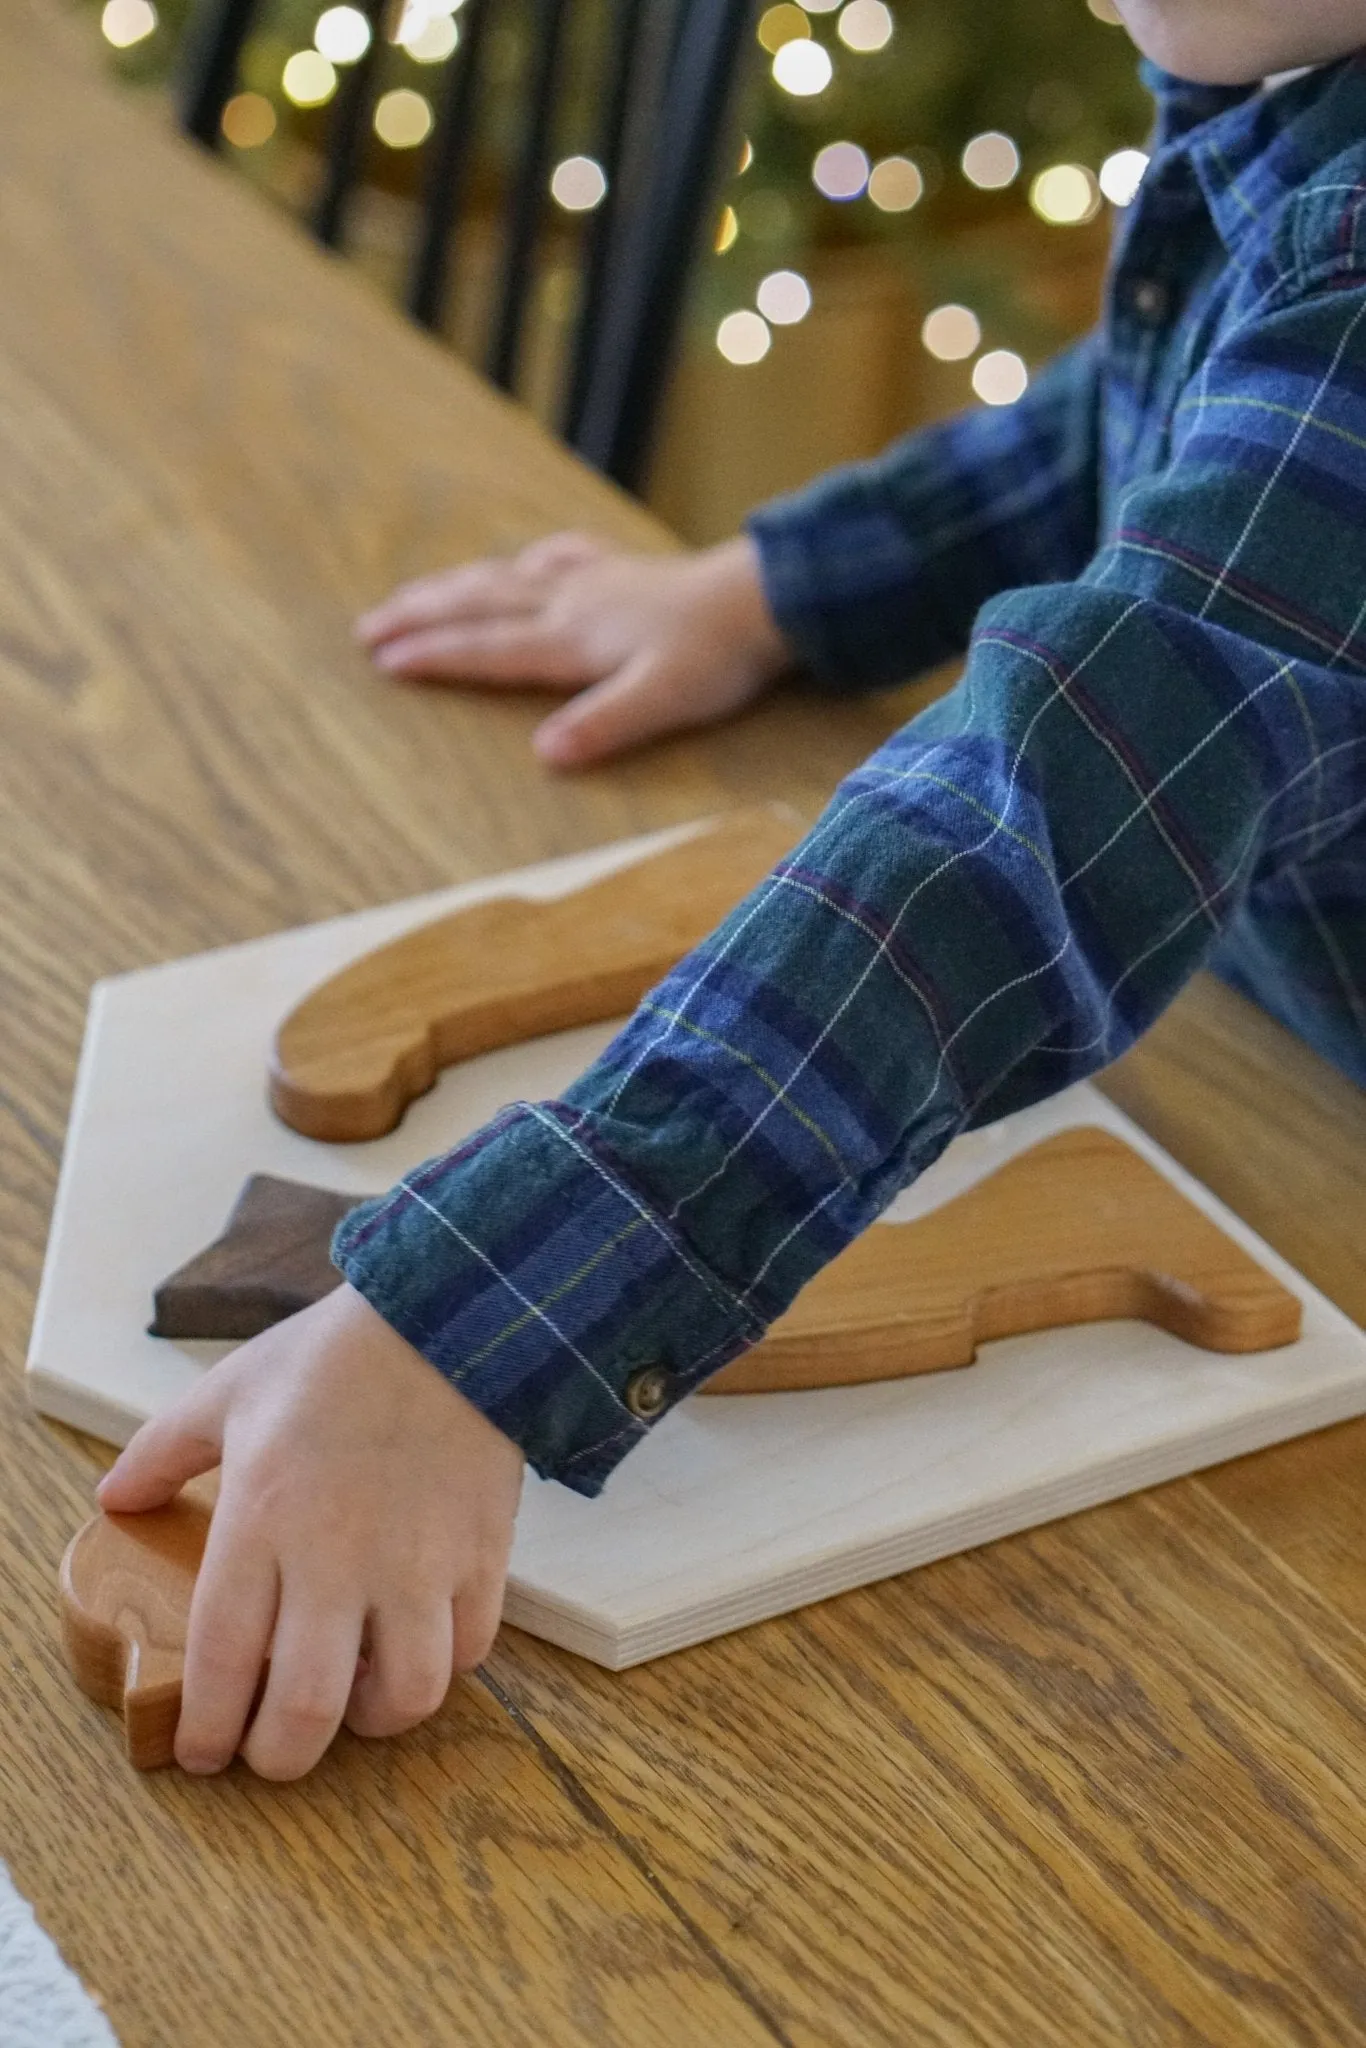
514, 530, 604, 575
451, 1567, 508, 1673
532, 654, 688, 767
175, 1513, 279, 1773
343, 1599, 454, 1740
355, 561, 547, 647
239, 1588, 366, 1780
97, 1394, 225, 1513
371, 620, 591, 689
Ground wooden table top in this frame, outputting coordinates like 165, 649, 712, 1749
3, 7, 1365, 2043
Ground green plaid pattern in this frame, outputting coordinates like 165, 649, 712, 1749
337, 59, 1366, 1495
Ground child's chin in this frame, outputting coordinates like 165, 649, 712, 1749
1117, 5, 1288, 85
1158, 49, 1272, 85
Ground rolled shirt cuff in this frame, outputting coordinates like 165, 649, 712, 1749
333, 1098, 766, 1498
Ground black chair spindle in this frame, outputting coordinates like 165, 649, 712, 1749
177, 0, 260, 147
560, 0, 649, 444
571, 0, 755, 489
485, 0, 572, 391
173, 0, 757, 490
406, 0, 496, 329
312, 0, 391, 248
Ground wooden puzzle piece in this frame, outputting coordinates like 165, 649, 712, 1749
60, 1486, 212, 1769
702, 1125, 1302, 1393
148, 1133, 1303, 1378
66, 1129, 1303, 1758
149, 1175, 361, 1341
270, 806, 799, 1141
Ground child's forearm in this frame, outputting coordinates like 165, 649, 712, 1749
339, 623, 1350, 1499
341, 271, 1366, 1500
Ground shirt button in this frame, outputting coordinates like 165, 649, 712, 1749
624, 1364, 672, 1419
1129, 277, 1169, 324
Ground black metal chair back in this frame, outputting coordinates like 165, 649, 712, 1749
177, 0, 754, 492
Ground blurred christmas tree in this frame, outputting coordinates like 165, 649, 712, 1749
715, 0, 1149, 364
87, 0, 1152, 429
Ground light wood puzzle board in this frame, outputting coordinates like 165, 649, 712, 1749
28, 823, 1366, 1668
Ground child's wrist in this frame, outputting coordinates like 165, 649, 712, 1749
699, 536, 793, 683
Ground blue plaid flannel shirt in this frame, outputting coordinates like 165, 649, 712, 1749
337, 58, 1366, 1496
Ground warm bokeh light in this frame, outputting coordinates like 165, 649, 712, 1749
714, 204, 739, 253
1086, 0, 1123, 19
282, 49, 337, 106
374, 87, 433, 147
1099, 147, 1149, 206
973, 349, 1029, 404
1029, 162, 1101, 224
757, 3, 810, 54
802, 0, 841, 11
394, 0, 462, 43
401, 11, 459, 60
961, 131, 1020, 190
737, 137, 754, 174
868, 155, 923, 212
101, 0, 157, 47
812, 140, 870, 200
772, 39, 833, 95
717, 310, 772, 364
550, 155, 607, 211
221, 91, 276, 147
756, 269, 812, 324
313, 5, 371, 64
837, 0, 893, 52
921, 303, 981, 361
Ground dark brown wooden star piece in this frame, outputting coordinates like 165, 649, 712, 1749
149, 1174, 365, 1341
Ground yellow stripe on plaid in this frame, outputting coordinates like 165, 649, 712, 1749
459, 1212, 649, 1373
1175, 393, 1366, 459
638, 1003, 851, 1172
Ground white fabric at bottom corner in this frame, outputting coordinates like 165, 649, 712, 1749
0, 1862, 118, 2047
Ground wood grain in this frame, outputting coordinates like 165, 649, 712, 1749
0, 0, 936, 884
271, 807, 800, 1140
0, 2, 1363, 2043
705, 1124, 1301, 1393
491, 1476, 1366, 2045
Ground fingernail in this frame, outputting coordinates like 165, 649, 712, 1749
177, 1753, 226, 1775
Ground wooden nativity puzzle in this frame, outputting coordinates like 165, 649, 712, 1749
31, 810, 1366, 1763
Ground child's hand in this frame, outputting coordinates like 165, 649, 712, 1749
97, 1285, 524, 1781
355, 533, 792, 768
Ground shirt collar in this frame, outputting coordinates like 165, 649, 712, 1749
1140, 54, 1366, 257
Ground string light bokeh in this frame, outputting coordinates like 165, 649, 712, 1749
86, 0, 1152, 440
100, 0, 157, 47
703, 0, 1148, 417
312, 4, 370, 64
